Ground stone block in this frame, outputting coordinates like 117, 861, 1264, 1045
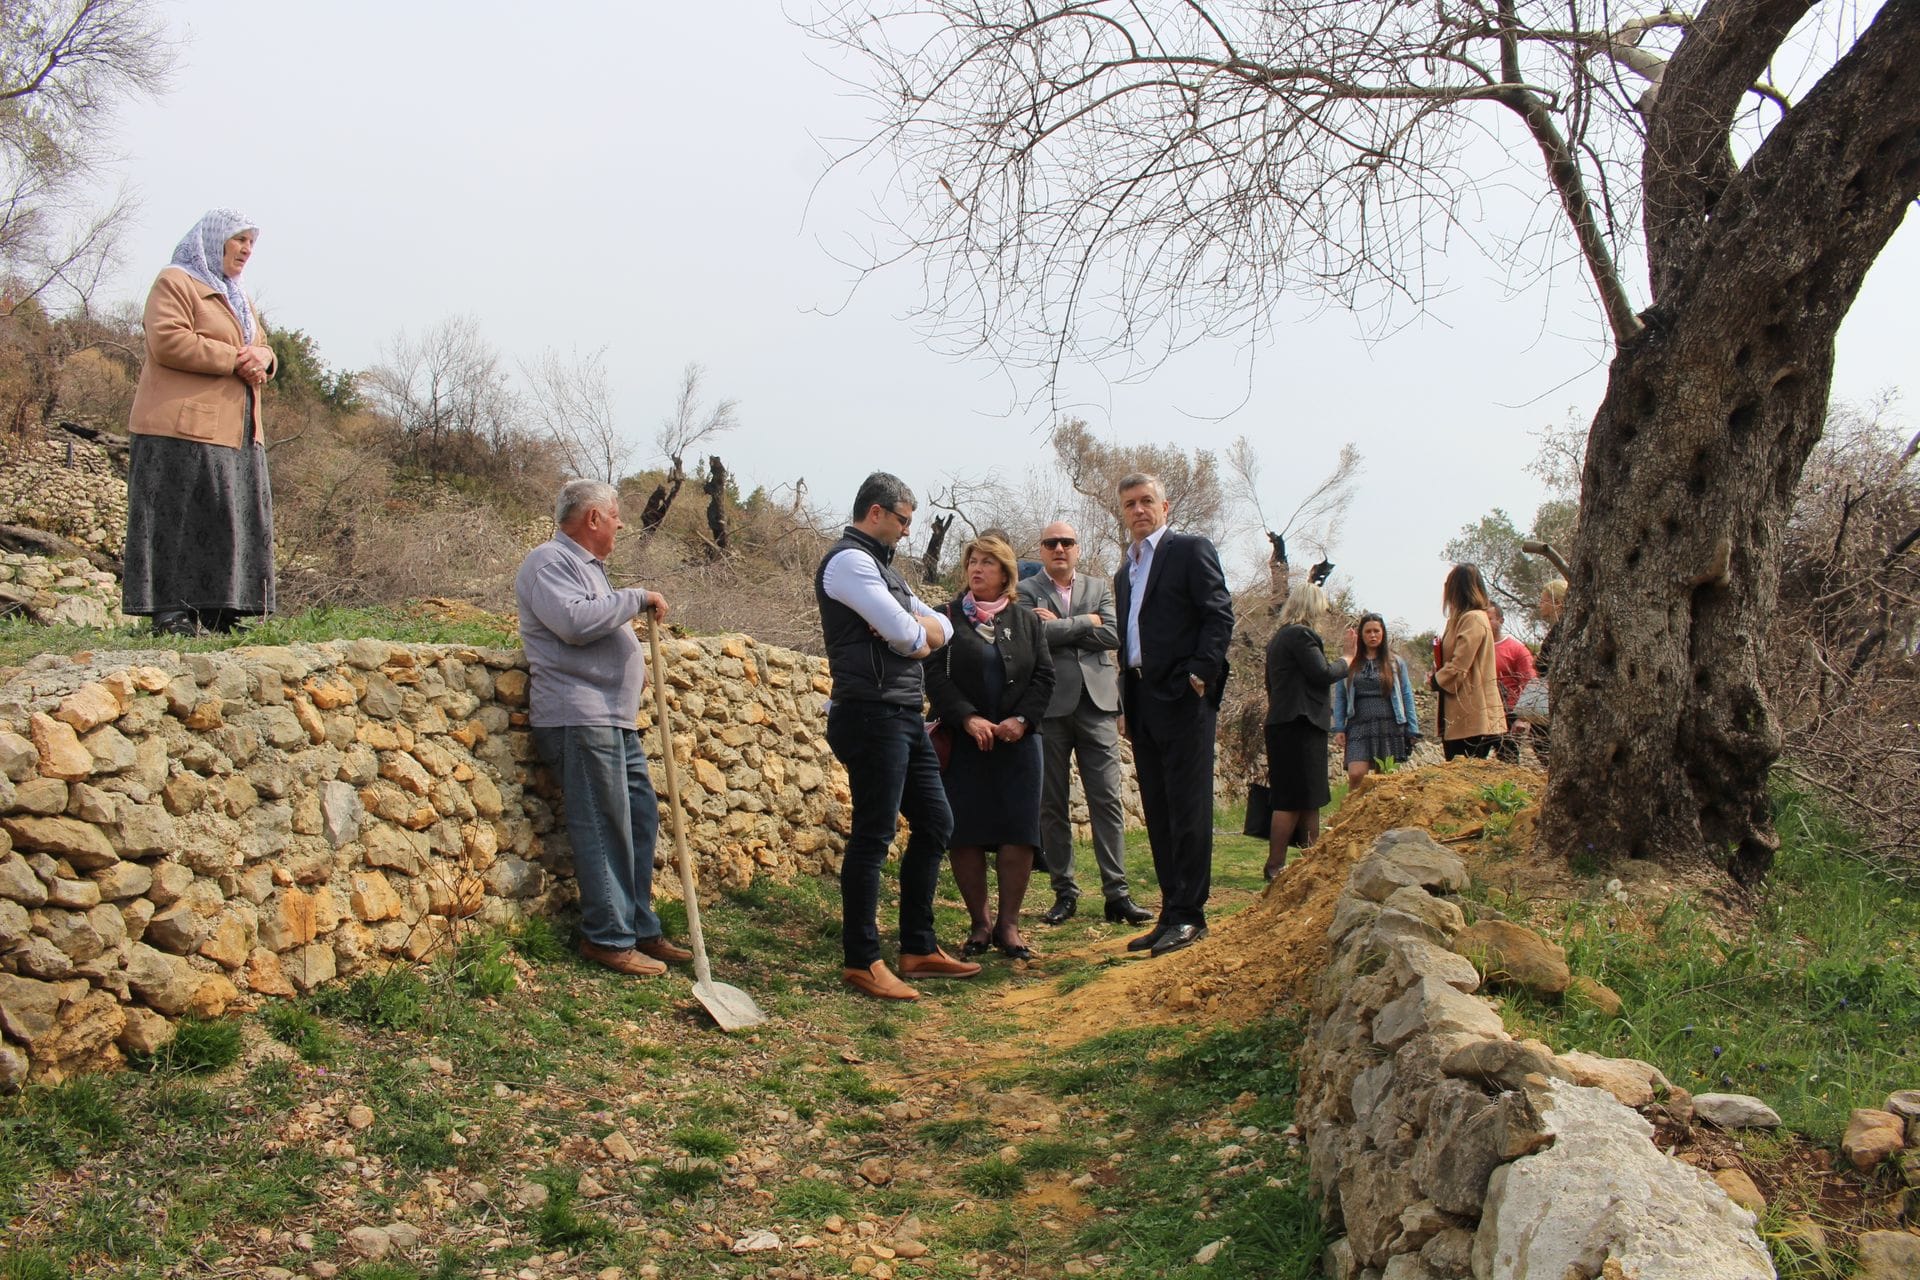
1373, 976, 1505, 1049
1557, 1051, 1670, 1109
125, 943, 202, 1016
1, 815, 117, 870
1691, 1093, 1782, 1130
116, 1007, 175, 1057
1349, 829, 1469, 902
82, 725, 137, 773
145, 905, 210, 954
28, 712, 93, 780
115, 803, 177, 856
0, 852, 47, 906
1841, 1109, 1905, 1172
1453, 920, 1570, 996
258, 889, 319, 951
199, 908, 254, 969
284, 941, 338, 991
67, 782, 117, 824
0, 730, 36, 782
12, 776, 69, 814
244, 947, 296, 996
1472, 1079, 1771, 1279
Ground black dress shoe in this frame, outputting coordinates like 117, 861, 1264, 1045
1125, 925, 1167, 953
1103, 896, 1154, 925
1149, 923, 1209, 957
1040, 895, 1079, 926
151, 609, 196, 637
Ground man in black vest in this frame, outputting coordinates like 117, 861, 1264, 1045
816, 472, 983, 999
1112, 472, 1236, 957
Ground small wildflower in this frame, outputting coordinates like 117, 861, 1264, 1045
1712, 1045, 1723, 1058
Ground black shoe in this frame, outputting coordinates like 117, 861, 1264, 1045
151, 609, 196, 637
1040, 895, 1079, 926
1150, 923, 1209, 957
1104, 896, 1154, 925
1125, 925, 1167, 953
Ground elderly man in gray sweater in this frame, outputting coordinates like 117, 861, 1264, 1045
516, 479, 692, 977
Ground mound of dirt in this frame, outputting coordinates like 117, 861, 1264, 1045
1011, 760, 1552, 1041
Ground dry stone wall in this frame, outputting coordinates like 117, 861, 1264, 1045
0, 630, 1143, 1090
0, 437, 127, 557
0, 554, 132, 629
1297, 827, 1775, 1280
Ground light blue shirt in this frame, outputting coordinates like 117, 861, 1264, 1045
1124, 526, 1169, 668
821, 548, 953, 654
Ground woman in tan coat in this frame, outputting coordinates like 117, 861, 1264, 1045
1431, 563, 1505, 759
123, 210, 277, 635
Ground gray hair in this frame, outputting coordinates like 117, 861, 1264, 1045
851, 471, 916, 522
1277, 582, 1331, 629
555, 479, 618, 528
1117, 471, 1166, 501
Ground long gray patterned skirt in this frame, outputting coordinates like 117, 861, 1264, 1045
121, 411, 276, 617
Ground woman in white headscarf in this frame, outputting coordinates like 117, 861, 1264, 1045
123, 209, 278, 635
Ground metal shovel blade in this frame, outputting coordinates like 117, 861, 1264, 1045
648, 620, 769, 1032
690, 977, 768, 1032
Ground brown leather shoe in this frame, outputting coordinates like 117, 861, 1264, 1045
635, 937, 693, 964
842, 961, 919, 1001
579, 941, 666, 977
898, 947, 983, 980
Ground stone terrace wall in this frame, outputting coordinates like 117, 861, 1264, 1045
0, 436, 127, 558
0, 634, 855, 1089
1297, 828, 1774, 1279
0, 554, 132, 629
0, 631, 1145, 1090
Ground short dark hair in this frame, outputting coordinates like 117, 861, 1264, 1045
851, 471, 915, 523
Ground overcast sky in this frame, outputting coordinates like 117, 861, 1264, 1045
92, 0, 1917, 632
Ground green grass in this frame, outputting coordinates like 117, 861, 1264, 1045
129, 1018, 242, 1075
672, 1125, 738, 1158
772, 1178, 854, 1220
958, 1156, 1025, 1197
0, 604, 518, 667
1504, 783, 1920, 1139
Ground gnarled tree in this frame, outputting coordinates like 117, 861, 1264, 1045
808, 0, 1920, 882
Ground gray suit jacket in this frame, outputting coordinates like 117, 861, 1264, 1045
1017, 572, 1121, 717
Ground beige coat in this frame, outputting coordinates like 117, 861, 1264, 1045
127, 267, 273, 450
1434, 608, 1505, 740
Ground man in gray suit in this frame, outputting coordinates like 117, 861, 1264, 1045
1017, 521, 1155, 926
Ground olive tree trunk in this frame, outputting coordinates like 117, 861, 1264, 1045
1542, 0, 1920, 881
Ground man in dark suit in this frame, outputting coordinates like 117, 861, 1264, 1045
1016, 521, 1154, 928
1112, 472, 1235, 957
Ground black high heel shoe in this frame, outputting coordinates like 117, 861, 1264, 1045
959, 934, 993, 959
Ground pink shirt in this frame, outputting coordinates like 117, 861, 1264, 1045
1493, 636, 1538, 710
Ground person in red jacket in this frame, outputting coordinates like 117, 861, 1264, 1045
1487, 604, 1538, 764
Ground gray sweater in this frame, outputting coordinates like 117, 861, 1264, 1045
514, 532, 651, 729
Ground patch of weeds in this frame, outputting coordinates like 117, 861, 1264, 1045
947, 1206, 1020, 1251
344, 1265, 428, 1280
453, 932, 518, 998
826, 1114, 884, 1136
65, 1189, 154, 1260
772, 1178, 853, 1220
1052, 961, 1111, 995
133, 1017, 242, 1074
653, 1162, 723, 1198
0, 1248, 66, 1280
146, 1084, 232, 1141
1019, 1137, 1095, 1171
248, 1058, 299, 1108
1512, 781, 1920, 1139
263, 1002, 341, 1063
673, 1125, 738, 1158
820, 1065, 896, 1106
916, 1118, 978, 1150
1477, 779, 1532, 815
0, 1075, 127, 1178
958, 1156, 1024, 1197
310, 970, 431, 1031
527, 1182, 615, 1250
510, 916, 567, 963
165, 1144, 327, 1244
725, 879, 775, 911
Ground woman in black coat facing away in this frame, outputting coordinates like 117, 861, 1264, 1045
1262, 583, 1357, 880
926, 535, 1056, 960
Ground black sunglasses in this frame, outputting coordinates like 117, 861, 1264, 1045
1039, 537, 1077, 549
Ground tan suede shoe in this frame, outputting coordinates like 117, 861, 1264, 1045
579, 941, 666, 977
898, 947, 983, 980
635, 937, 694, 965
842, 960, 920, 1001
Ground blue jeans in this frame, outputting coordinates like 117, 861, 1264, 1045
825, 700, 952, 967
532, 725, 663, 950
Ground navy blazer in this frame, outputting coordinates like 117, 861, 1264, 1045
1113, 530, 1235, 712
1264, 623, 1350, 731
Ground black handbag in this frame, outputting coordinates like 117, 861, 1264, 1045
1243, 782, 1272, 838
